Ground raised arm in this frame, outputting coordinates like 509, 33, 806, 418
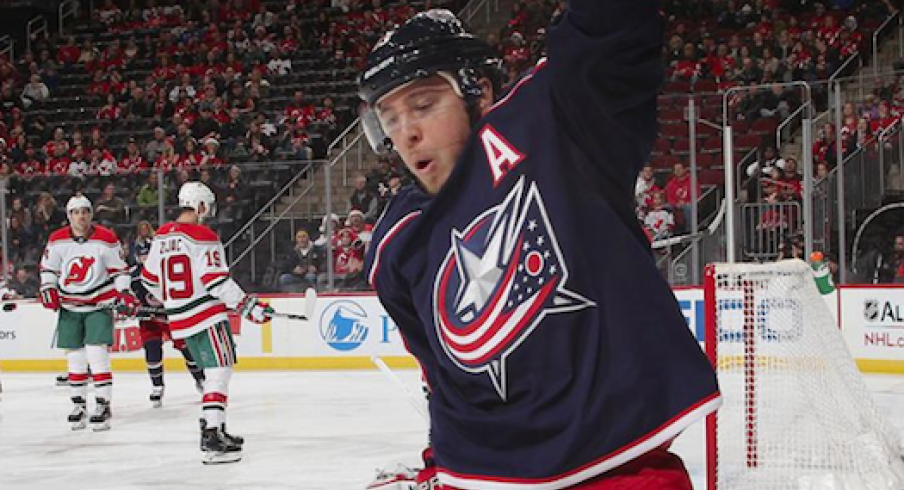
547, 0, 663, 189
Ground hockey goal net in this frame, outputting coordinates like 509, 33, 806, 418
705, 260, 904, 490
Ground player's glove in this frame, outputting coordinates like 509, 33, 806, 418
238, 295, 273, 324
115, 291, 141, 317
40, 287, 61, 311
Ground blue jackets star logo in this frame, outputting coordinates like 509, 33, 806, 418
433, 177, 595, 400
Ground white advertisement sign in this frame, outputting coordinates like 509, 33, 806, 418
1, 286, 900, 372
840, 288, 904, 363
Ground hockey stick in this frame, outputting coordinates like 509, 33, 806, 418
371, 355, 429, 423
268, 287, 318, 322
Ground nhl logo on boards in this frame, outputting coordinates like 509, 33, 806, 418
320, 300, 370, 352
864, 299, 880, 322
433, 177, 595, 400
63, 256, 97, 286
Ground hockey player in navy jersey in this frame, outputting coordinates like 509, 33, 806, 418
358, 3, 721, 489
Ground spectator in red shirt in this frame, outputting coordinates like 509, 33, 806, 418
118, 138, 147, 185
57, 36, 80, 66
45, 144, 71, 177
635, 163, 661, 211
42, 127, 69, 159
15, 143, 43, 178
779, 157, 803, 201
665, 162, 700, 232
333, 227, 365, 290
97, 93, 122, 120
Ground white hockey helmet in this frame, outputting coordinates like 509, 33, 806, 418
66, 195, 92, 215
178, 181, 217, 221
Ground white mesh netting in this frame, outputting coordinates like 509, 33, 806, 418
708, 260, 904, 490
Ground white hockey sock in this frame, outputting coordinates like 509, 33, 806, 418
202, 367, 232, 428
85, 344, 113, 402
66, 348, 89, 401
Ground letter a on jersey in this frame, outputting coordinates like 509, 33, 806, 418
64, 257, 96, 286
481, 125, 524, 187
433, 177, 595, 400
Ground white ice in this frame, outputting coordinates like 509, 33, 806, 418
1, 370, 904, 490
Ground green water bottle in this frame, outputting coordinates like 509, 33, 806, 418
810, 251, 835, 295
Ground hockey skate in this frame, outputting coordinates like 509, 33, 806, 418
55, 373, 68, 386
68, 397, 87, 430
365, 464, 418, 490
150, 386, 164, 408
90, 398, 111, 431
200, 424, 243, 465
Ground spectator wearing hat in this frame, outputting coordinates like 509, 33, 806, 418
346, 209, 373, 251
278, 230, 326, 292
200, 137, 225, 167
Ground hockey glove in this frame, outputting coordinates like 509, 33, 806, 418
115, 291, 141, 317
238, 295, 273, 324
40, 287, 61, 311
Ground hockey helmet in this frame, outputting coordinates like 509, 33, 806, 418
178, 181, 217, 221
66, 195, 92, 215
358, 9, 502, 154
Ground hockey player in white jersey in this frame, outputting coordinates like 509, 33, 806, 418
39, 195, 140, 431
140, 182, 272, 464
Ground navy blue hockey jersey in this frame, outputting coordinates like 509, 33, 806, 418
364, 1, 721, 488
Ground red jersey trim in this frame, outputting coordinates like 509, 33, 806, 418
368, 211, 422, 288
436, 393, 722, 490
141, 267, 160, 284
60, 289, 118, 305
201, 272, 229, 285
47, 225, 120, 245
169, 304, 229, 331
156, 222, 220, 242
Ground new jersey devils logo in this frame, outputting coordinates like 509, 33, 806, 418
64, 256, 96, 286
433, 177, 595, 400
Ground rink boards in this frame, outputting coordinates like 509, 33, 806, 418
1, 287, 903, 373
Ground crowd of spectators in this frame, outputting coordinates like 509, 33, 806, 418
1, 0, 903, 292
0, 0, 472, 294
275, 154, 409, 292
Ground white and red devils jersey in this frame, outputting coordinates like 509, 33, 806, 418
40, 225, 129, 312
140, 222, 233, 339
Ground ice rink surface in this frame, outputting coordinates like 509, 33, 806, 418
1, 369, 904, 490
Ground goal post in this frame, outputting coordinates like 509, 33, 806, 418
704, 260, 904, 490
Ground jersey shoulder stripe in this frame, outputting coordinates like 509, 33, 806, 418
46, 226, 120, 246
47, 227, 72, 243
157, 222, 219, 242
91, 225, 120, 245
